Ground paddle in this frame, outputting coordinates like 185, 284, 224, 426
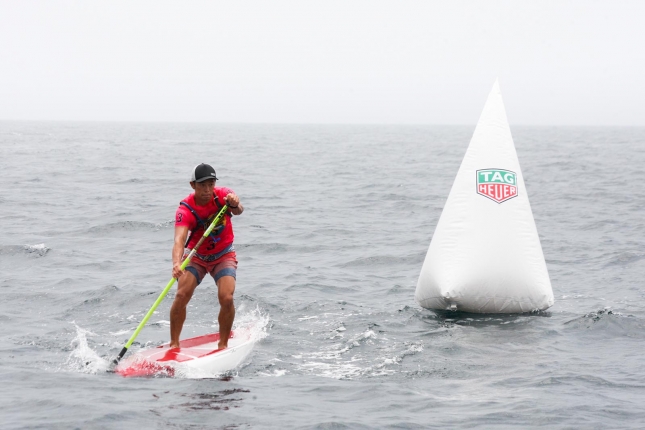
111, 204, 229, 366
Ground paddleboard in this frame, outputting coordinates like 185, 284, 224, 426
115, 329, 255, 377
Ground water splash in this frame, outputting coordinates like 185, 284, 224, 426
234, 304, 270, 343
25, 243, 50, 256
65, 324, 110, 374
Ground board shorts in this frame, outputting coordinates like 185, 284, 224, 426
185, 250, 237, 286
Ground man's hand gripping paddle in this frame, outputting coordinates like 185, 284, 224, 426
111, 204, 229, 367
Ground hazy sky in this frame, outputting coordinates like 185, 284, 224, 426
1, 1, 644, 125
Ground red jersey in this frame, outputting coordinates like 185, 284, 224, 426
175, 187, 235, 256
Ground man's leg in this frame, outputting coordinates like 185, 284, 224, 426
169, 270, 199, 348
216, 275, 236, 349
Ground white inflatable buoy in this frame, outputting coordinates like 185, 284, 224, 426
415, 80, 554, 313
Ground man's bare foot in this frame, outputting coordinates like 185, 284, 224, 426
169, 342, 180, 349
217, 342, 228, 350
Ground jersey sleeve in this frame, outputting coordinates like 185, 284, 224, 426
215, 187, 235, 202
175, 205, 195, 228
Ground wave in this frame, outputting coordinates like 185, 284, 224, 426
236, 242, 289, 254
115, 178, 144, 184
0, 243, 50, 257
237, 242, 324, 255
534, 373, 645, 389
563, 308, 645, 337
284, 283, 356, 294
415, 308, 551, 329
87, 220, 173, 234
602, 251, 645, 267
340, 253, 423, 268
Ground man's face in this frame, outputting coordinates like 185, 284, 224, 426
191, 179, 216, 203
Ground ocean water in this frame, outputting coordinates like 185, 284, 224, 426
1, 121, 644, 429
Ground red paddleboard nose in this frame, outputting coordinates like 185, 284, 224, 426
157, 348, 183, 362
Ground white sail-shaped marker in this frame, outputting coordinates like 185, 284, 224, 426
415, 81, 554, 313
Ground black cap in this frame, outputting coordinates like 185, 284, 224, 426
191, 163, 218, 183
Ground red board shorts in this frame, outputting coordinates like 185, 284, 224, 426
185, 251, 237, 285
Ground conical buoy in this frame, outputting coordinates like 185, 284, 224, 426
415, 81, 554, 313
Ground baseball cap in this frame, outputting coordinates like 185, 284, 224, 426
191, 163, 218, 183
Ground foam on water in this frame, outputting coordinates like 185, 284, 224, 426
295, 327, 425, 380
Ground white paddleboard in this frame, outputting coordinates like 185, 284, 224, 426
115, 329, 255, 377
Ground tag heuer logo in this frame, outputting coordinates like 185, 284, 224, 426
476, 169, 518, 203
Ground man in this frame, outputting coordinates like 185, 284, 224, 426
170, 163, 244, 350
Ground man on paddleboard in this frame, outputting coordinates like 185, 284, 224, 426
170, 163, 244, 350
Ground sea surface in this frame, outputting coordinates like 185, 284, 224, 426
1, 122, 644, 429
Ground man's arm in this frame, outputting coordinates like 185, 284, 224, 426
225, 193, 244, 215
172, 225, 190, 279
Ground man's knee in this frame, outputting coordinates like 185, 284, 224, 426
217, 276, 235, 308
218, 290, 234, 308
175, 274, 197, 305
175, 289, 194, 305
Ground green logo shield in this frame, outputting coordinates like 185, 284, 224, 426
476, 169, 518, 203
